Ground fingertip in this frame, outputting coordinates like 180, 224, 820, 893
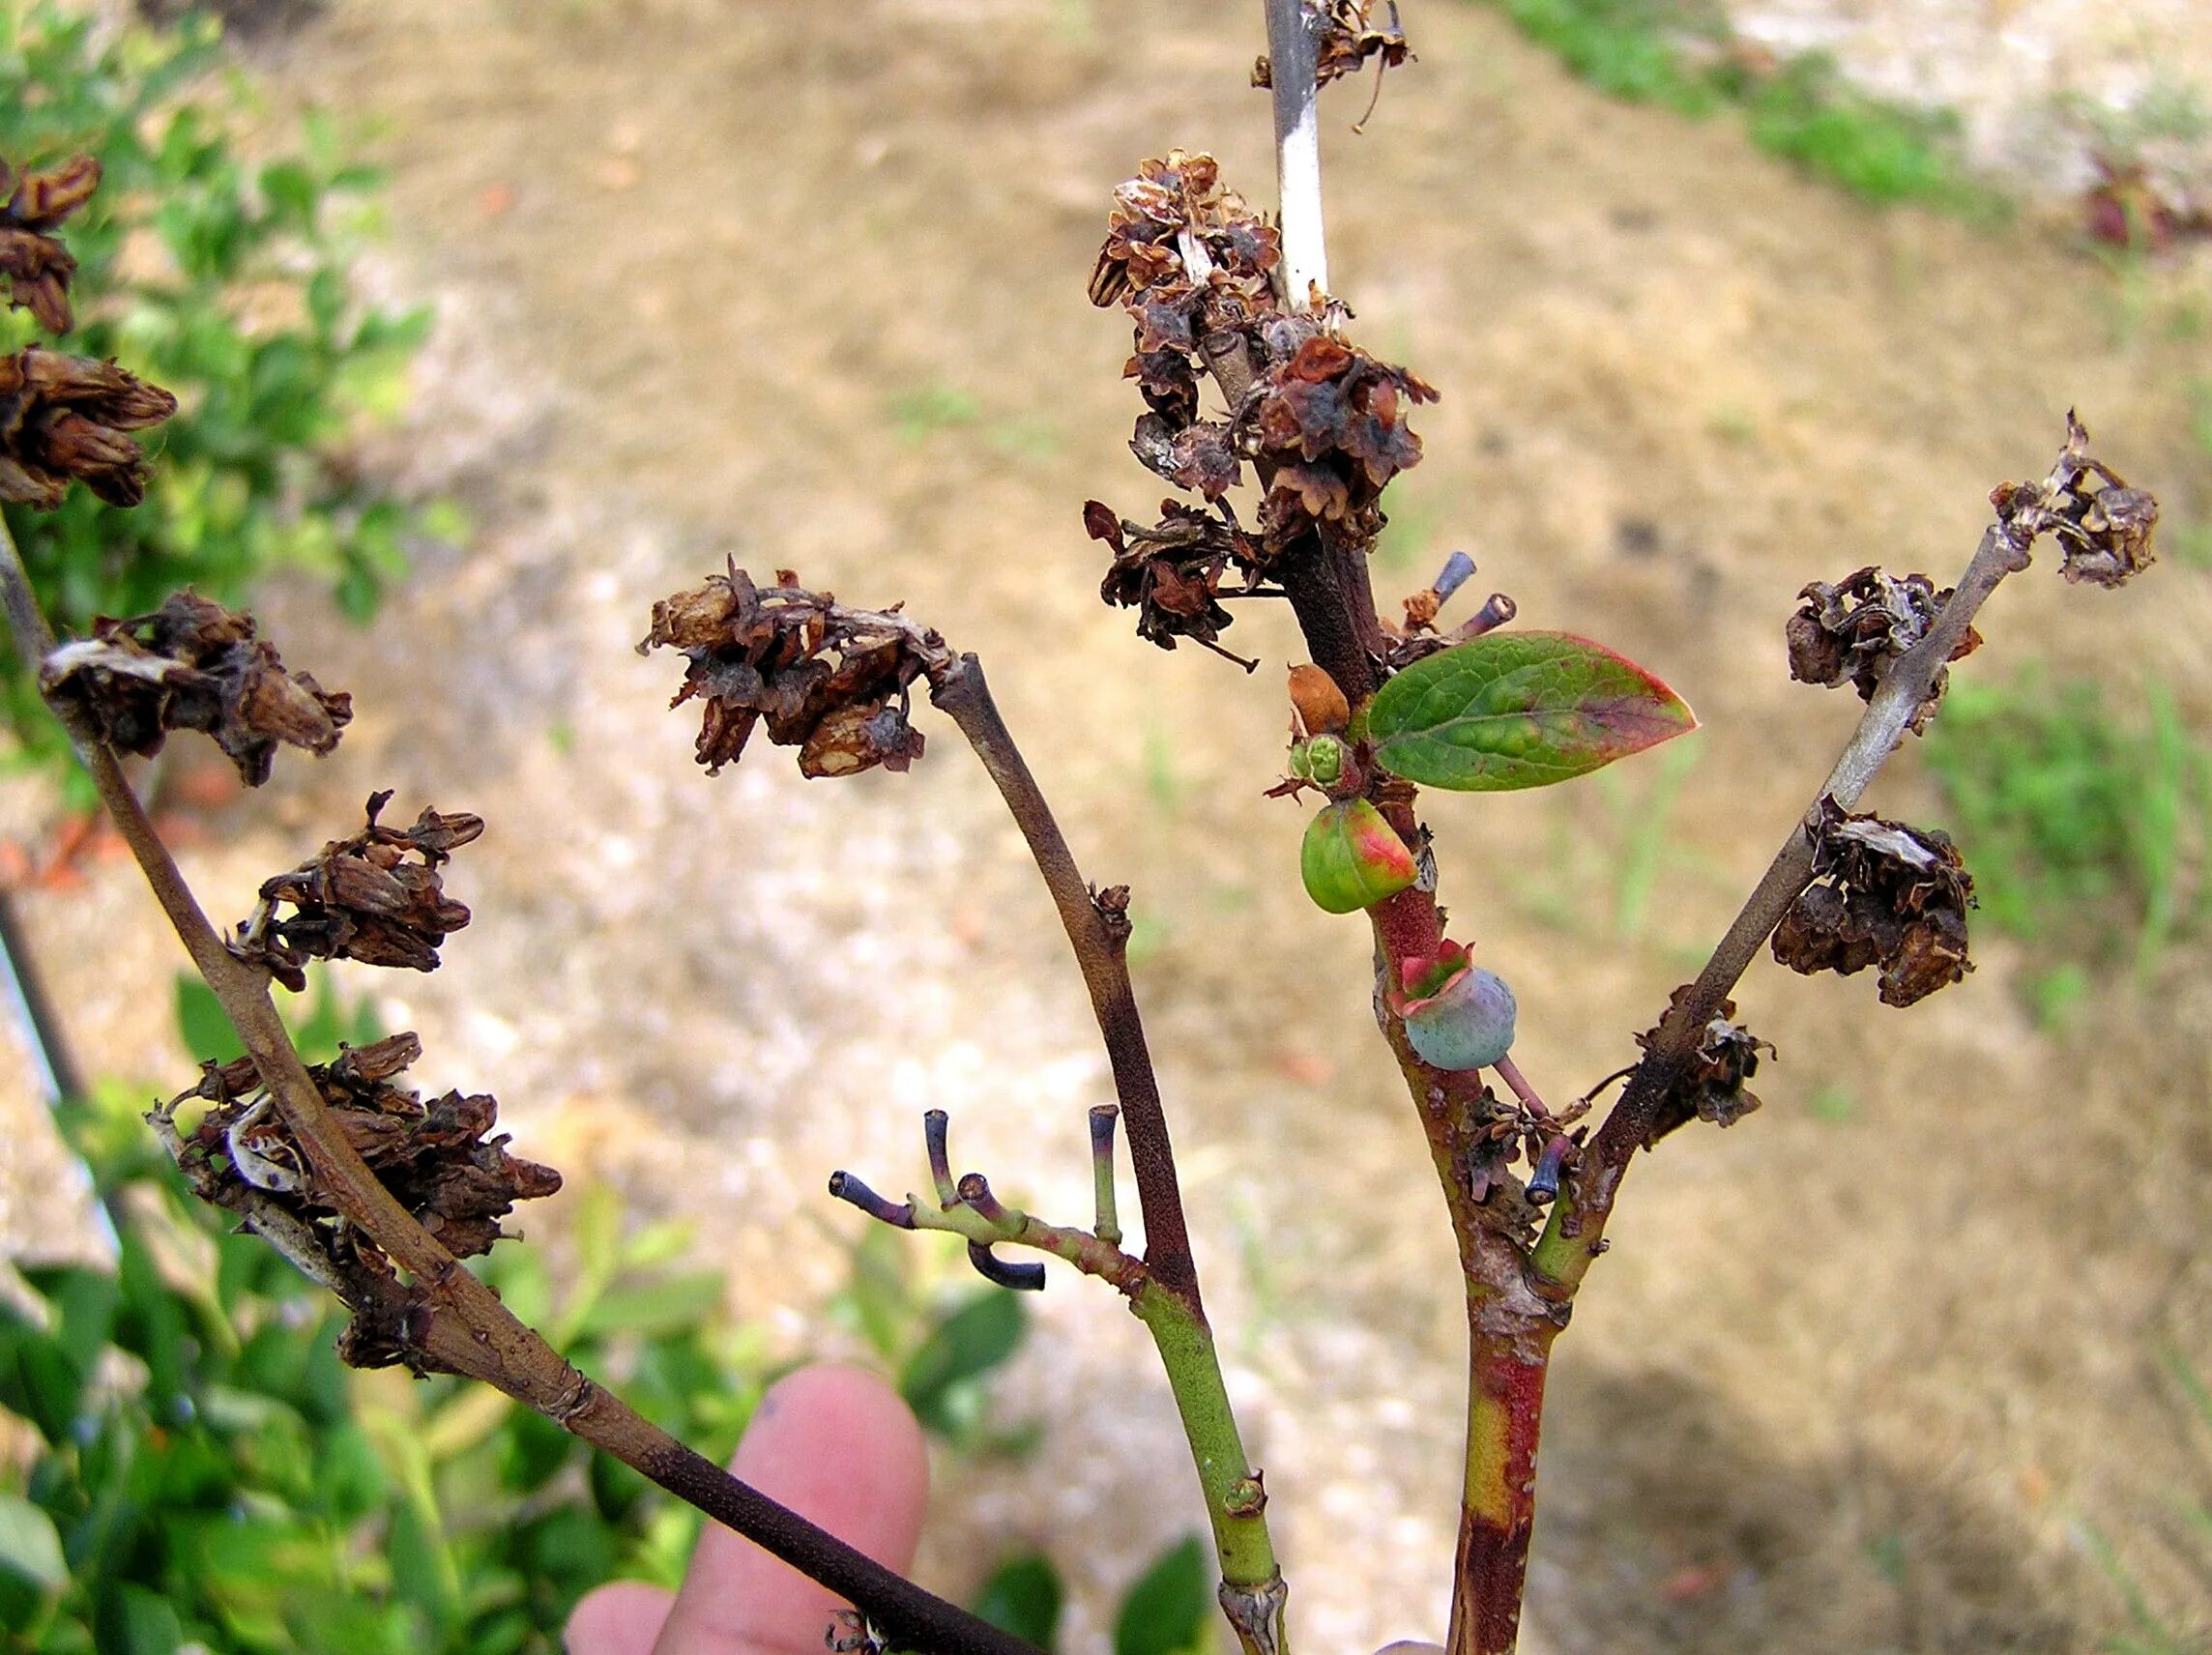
657, 1363, 929, 1653
564, 1580, 675, 1655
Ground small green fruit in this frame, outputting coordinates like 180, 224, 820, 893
1300, 798, 1417, 915
1402, 964, 1517, 1071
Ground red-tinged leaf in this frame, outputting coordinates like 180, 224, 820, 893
1367, 631, 1697, 792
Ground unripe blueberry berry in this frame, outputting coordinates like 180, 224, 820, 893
1401, 962, 1517, 1071
1300, 798, 1417, 915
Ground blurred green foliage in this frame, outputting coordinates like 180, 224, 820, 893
0, 1, 439, 796
0, 976, 1040, 1654
2079, 1349, 2212, 1655
1480, 0, 2000, 214
1923, 673, 2209, 983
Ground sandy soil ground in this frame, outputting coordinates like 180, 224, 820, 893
5, 2, 2212, 1650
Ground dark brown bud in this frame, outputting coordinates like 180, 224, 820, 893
0, 347, 177, 508
0, 156, 100, 334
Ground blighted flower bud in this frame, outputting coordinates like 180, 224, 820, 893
0, 347, 177, 508
0, 155, 100, 334
230, 792, 482, 992
158, 1031, 562, 1367
1299, 797, 1416, 914
40, 591, 350, 783
1772, 801, 1973, 1007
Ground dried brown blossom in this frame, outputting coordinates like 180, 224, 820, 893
160, 1031, 560, 1288
230, 791, 483, 992
1786, 566, 1982, 733
1991, 411, 2158, 589
1252, 1, 1412, 95
1772, 801, 1974, 1008
1085, 497, 1268, 661
0, 156, 99, 334
1252, 332, 1436, 549
39, 591, 351, 783
1637, 988, 1774, 1143
1090, 151, 1281, 316
0, 346, 177, 508
640, 561, 949, 777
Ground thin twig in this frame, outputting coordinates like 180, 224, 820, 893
929, 653, 1204, 1306
1263, 0, 1328, 308
1535, 518, 2035, 1292
0, 518, 1037, 1655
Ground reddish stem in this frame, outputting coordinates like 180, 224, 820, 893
1446, 1331, 1556, 1655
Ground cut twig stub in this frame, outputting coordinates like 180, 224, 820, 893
0, 156, 99, 334
1785, 566, 1981, 733
0, 346, 177, 508
1772, 801, 1974, 1007
157, 1031, 560, 1365
230, 791, 483, 991
640, 562, 946, 777
40, 591, 351, 782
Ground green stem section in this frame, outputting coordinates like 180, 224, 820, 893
1132, 1280, 1287, 1655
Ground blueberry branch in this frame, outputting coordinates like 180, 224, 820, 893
0, 517, 1037, 1655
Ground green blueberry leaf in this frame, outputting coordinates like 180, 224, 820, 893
1368, 632, 1697, 791
973, 1552, 1064, 1652
0, 1495, 65, 1592
1113, 1535, 1210, 1655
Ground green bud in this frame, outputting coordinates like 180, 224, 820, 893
1300, 798, 1418, 915
1289, 740, 1314, 781
1304, 733, 1346, 787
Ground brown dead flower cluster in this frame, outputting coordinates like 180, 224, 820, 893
1992, 410, 2158, 589
39, 590, 351, 782
1773, 802, 1975, 1008
1252, 1, 1412, 95
1086, 150, 1437, 657
159, 1031, 561, 1364
1638, 989, 1774, 1142
231, 791, 483, 992
1786, 565, 1983, 733
641, 561, 951, 778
